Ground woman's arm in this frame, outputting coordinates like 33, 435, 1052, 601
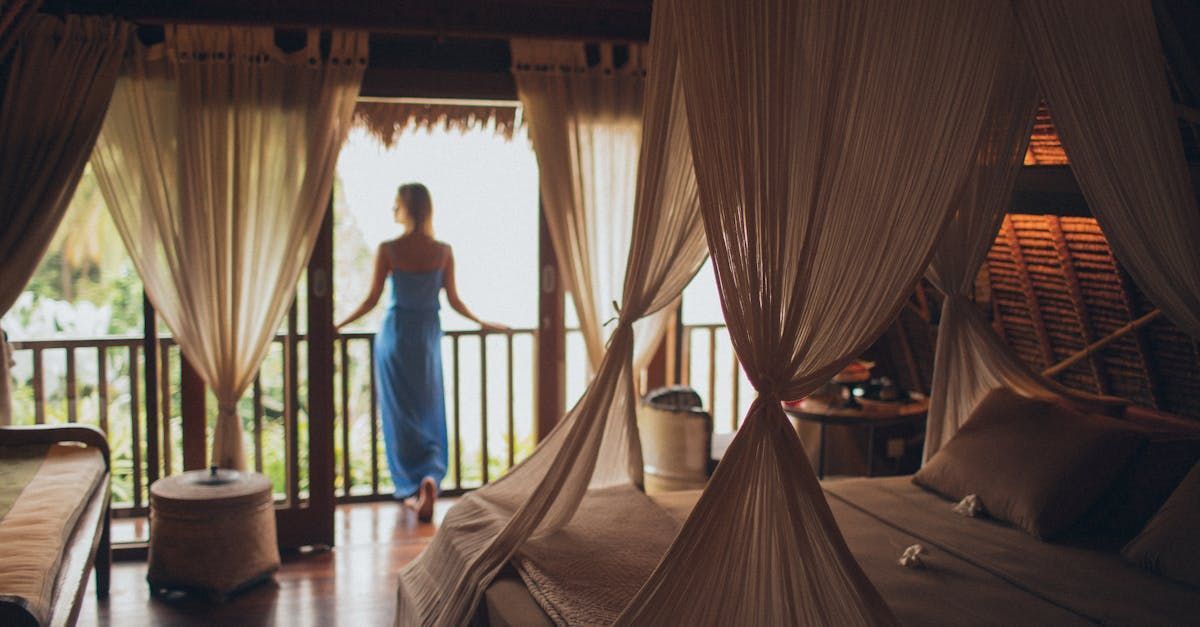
336, 243, 391, 330
443, 248, 509, 332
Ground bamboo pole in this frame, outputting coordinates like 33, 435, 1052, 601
1043, 309, 1163, 378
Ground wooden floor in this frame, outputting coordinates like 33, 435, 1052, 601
78, 500, 455, 626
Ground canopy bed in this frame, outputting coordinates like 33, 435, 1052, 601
397, 0, 1200, 624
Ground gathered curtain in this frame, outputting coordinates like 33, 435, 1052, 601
512, 40, 671, 371
91, 26, 366, 469
1012, 0, 1200, 340
616, 1, 1019, 623
0, 0, 41, 60
397, 12, 707, 625
0, 15, 129, 425
922, 29, 1046, 460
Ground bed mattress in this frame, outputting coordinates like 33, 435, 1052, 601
484, 477, 1200, 625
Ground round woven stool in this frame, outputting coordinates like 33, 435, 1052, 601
147, 467, 280, 601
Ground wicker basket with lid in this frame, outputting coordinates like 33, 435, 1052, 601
147, 467, 280, 600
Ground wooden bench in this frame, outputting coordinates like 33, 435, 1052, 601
0, 425, 111, 627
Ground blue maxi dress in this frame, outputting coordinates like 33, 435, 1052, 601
375, 268, 448, 499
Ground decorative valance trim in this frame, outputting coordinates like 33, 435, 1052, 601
130, 25, 368, 69
352, 98, 522, 145
510, 39, 646, 77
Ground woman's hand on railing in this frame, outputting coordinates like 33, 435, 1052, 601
480, 322, 511, 334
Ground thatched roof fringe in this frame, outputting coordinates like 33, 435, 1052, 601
352, 101, 523, 146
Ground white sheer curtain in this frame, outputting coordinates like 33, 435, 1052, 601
0, 15, 129, 425
617, 1, 1016, 623
922, 28, 1046, 460
91, 26, 366, 469
397, 12, 706, 624
1013, 0, 1200, 340
512, 40, 670, 371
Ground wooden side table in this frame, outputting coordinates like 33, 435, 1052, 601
783, 396, 929, 478
148, 467, 280, 601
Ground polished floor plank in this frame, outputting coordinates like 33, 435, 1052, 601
78, 499, 453, 626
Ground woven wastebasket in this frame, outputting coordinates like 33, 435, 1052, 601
147, 467, 280, 601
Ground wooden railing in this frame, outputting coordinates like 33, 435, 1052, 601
6, 327, 539, 515
6, 321, 736, 517
334, 328, 538, 499
677, 323, 746, 432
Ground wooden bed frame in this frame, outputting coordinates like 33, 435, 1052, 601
0, 425, 111, 627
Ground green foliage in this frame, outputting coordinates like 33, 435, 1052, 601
7, 172, 530, 509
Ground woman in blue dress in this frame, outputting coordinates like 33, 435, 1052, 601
336, 183, 506, 521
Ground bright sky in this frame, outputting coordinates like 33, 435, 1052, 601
333, 120, 734, 424
335, 125, 541, 331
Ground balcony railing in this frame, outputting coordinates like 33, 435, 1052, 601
5, 322, 740, 518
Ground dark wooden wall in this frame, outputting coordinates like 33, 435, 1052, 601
880, 213, 1200, 421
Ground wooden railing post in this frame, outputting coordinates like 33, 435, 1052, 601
180, 353, 206, 472
306, 204, 336, 547
142, 292, 160, 485
535, 202, 565, 441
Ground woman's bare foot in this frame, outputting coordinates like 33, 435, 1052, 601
416, 476, 437, 523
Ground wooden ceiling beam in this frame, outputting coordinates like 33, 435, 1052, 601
40, 0, 653, 41
1011, 164, 1200, 217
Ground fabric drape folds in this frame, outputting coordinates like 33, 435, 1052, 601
922, 28, 1045, 461
0, 15, 129, 425
91, 26, 366, 469
617, 1, 1017, 624
0, 0, 41, 60
396, 12, 706, 625
512, 41, 669, 371
1013, 0, 1200, 340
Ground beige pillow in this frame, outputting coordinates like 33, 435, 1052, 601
915, 387, 1141, 539
1123, 462, 1200, 588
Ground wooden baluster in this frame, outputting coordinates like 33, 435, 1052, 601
368, 339, 379, 496
453, 335, 462, 490
142, 296, 160, 486
480, 334, 489, 485
285, 304, 300, 505
507, 332, 515, 470
129, 344, 142, 510
253, 375, 264, 473
65, 348, 77, 424
32, 348, 44, 424
730, 344, 740, 430
97, 347, 108, 435
340, 336, 351, 498
708, 328, 721, 430
159, 341, 173, 476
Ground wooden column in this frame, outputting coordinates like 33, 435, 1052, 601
535, 203, 565, 441
180, 353, 206, 471
142, 293, 160, 484
306, 205, 336, 547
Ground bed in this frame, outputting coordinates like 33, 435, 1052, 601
479, 403, 1200, 626
481, 477, 1200, 626
0, 425, 111, 627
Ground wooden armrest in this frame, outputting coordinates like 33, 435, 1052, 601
0, 424, 111, 471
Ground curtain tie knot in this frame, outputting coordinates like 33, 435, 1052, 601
217, 402, 238, 417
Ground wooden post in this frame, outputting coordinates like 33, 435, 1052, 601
180, 353, 206, 471
142, 293, 160, 484
306, 204, 336, 547
535, 203, 565, 441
